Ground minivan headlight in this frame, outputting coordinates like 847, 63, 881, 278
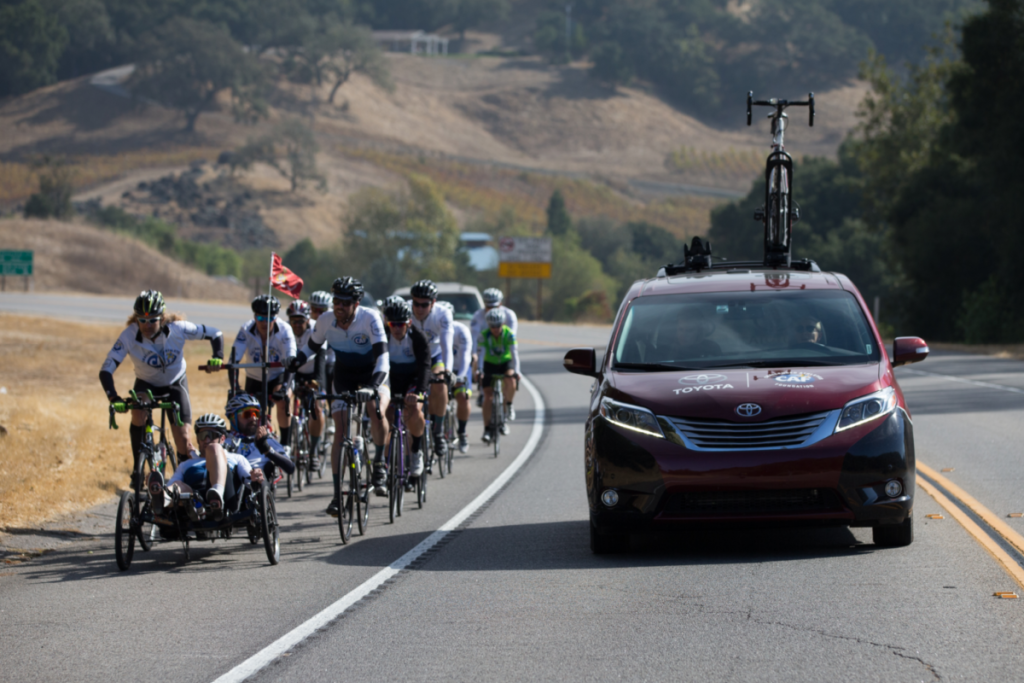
599, 398, 665, 439
835, 386, 897, 433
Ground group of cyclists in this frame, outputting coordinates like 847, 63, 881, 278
99, 279, 522, 533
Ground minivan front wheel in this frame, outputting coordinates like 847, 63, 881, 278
873, 514, 913, 547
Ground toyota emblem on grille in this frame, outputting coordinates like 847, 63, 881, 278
736, 403, 762, 417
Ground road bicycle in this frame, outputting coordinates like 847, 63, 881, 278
288, 382, 321, 493
488, 375, 508, 457
109, 390, 181, 571
746, 92, 814, 268
425, 374, 453, 479
321, 390, 378, 543
442, 390, 457, 475
386, 394, 429, 523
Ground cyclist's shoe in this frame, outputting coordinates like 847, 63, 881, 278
130, 471, 142, 490
147, 472, 165, 511
458, 433, 469, 453
482, 428, 493, 444
326, 497, 340, 517
372, 464, 388, 497
410, 451, 424, 478
476, 393, 484, 408
500, 421, 510, 436
308, 455, 319, 470
507, 404, 516, 422
206, 489, 224, 521
433, 435, 447, 457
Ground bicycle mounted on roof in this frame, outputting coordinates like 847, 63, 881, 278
662, 92, 818, 276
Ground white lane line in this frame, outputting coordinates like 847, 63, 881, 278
900, 368, 1024, 396
211, 375, 547, 683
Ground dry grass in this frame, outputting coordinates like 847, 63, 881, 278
0, 218, 249, 301
0, 313, 232, 531
665, 145, 776, 186
0, 148, 219, 206
342, 146, 723, 239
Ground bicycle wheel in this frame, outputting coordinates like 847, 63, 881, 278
136, 459, 154, 552
388, 431, 400, 524
115, 491, 136, 571
417, 467, 426, 509
290, 420, 303, 494
492, 386, 502, 457
338, 445, 355, 544
318, 418, 331, 479
353, 445, 369, 536
302, 423, 314, 486
259, 485, 280, 565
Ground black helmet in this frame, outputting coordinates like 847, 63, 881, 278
134, 290, 165, 316
410, 279, 438, 300
332, 277, 364, 301
382, 296, 411, 323
251, 294, 280, 317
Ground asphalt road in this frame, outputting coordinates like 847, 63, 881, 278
3, 292, 1024, 681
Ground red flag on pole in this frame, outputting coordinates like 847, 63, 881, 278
270, 253, 303, 298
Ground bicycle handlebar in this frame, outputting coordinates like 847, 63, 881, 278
319, 390, 383, 420
108, 389, 183, 429
205, 362, 284, 369
747, 91, 814, 127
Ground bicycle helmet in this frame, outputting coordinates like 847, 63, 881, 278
482, 288, 503, 307
251, 294, 280, 317
287, 300, 311, 319
331, 277, 364, 301
309, 290, 332, 309
225, 393, 261, 429
435, 300, 454, 315
382, 296, 412, 323
194, 413, 229, 434
486, 308, 505, 327
410, 279, 438, 300
134, 290, 166, 316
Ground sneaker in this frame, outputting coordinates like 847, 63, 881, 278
206, 489, 224, 521
372, 464, 388, 497
482, 428, 493, 444
507, 404, 516, 421
458, 433, 468, 453
410, 451, 424, 478
147, 472, 165, 511
500, 422, 510, 436
326, 497, 339, 517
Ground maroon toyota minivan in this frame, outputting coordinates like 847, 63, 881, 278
564, 260, 929, 553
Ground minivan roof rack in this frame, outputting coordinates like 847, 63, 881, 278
660, 238, 820, 276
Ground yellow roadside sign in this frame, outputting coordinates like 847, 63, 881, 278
498, 262, 552, 279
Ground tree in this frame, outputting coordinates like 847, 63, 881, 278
0, 0, 68, 97
284, 20, 392, 104
446, 0, 510, 41
129, 17, 269, 132
546, 189, 572, 236
39, 0, 114, 79
23, 155, 74, 220
234, 119, 326, 192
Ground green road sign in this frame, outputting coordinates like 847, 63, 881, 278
0, 250, 33, 276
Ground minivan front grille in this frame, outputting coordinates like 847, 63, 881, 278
665, 411, 831, 450
662, 488, 843, 515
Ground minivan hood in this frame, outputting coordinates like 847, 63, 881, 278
606, 365, 883, 420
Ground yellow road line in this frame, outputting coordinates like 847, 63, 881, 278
918, 462, 1024, 556
916, 476, 1024, 590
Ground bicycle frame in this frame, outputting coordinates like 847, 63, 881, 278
747, 92, 814, 267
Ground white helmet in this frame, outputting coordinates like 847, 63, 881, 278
482, 288, 503, 306
485, 308, 505, 326
310, 291, 332, 308
194, 413, 229, 434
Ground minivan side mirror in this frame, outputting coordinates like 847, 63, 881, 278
892, 337, 929, 367
563, 348, 600, 378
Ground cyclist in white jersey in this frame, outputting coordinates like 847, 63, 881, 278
470, 287, 518, 417
308, 290, 335, 463
287, 299, 326, 469
288, 277, 390, 517
380, 296, 430, 488
409, 280, 454, 460
437, 301, 473, 453
100, 290, 224, 479
223, 295, 297, 448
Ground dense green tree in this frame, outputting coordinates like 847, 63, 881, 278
284, 19, 392, 103
0, 0, 68, 97
129, 17, 269, 132
446, 0, 510, 41
545, 189, 572, 237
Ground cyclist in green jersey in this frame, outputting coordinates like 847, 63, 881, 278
476, 308, 521, 443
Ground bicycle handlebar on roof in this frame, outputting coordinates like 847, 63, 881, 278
747, 92, 815, 127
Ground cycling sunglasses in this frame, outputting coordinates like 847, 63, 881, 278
388, 321, 408, 328
255, 315, 270, 322
239, 407, 261, 420
333, 298, 356, 306
138, 316, 162, 324
412, 301, 431, 309
197, 429, 223, 443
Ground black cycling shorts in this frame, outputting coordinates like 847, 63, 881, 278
244, 376, 288, 410
333, 367, 374, 394
133, 375, 192, 424
482, 361, 513, 388
389, 371, 420, 398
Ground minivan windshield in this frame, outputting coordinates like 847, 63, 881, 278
612, 290, 880, 370
437, 293, 481, 321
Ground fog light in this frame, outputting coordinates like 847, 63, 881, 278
884, 480, 903, 498
601, 489, 619, 507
